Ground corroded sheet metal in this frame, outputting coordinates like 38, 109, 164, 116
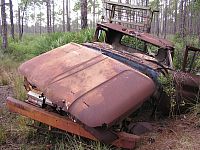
97, 23, 174, 49
83, 42, 160, 70
19, 43, 156, 127
6, 97, 96, 140
173, 72, 200, 101
7, 97, 140, 149
69, 70, 155, 127
19, 43, 103, 90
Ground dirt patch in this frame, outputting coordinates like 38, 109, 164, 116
136, 115, 200, 150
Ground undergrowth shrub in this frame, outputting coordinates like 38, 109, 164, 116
158, 74, 178, 116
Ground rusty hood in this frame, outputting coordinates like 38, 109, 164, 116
19, 43, 156, 127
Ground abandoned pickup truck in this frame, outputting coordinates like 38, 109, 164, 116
6, 23, 200, 149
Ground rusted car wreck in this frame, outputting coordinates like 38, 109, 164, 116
6, 1, 200, 149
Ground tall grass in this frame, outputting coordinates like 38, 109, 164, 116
6, 29, 95, 61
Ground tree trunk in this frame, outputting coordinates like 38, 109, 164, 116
126, 0, 130, 22
182, 0, 187, 37
93, 0, 96, 28
0, 17, 2, 36
146, 0, 149, 6
66, 0, 70, 31
156, 0, 159, 36
163, 0, 168, 39
19, 1, 28, 40
118, 0, 122, 22
39, 6, 42, 34
40, 15, 42, 34
179, 0, 184, 38
189, 0, 193, 34
49, 2, 52, 32
1, 0, 8, 49
174, 0, 177, 34
62, 0, 65, 32
46, 0, 51, 33
9, 0, 14, 39
76, 12, 79, 30
198, 13, 200, 44
52, 0, 55, 32
18, 6, 21, 39
81, 0, 88, 29
34, 2, 36, 34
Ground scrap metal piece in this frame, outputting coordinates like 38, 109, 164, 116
96, 23, 174, 49
182, 45, 200, 73
103, 0, 157, 33
27, 91, 53, 107
7, 97, 140, 149
130, 122, 153, 135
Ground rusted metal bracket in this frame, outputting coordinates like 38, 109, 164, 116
6, 97, 140, 149
182, 45, 200, 72
103, 0, 155, 33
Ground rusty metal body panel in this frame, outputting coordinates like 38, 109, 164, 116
174, 46, 200, 105
96, 23, 174, 49
103, 0, 155, 33
19, 43, 156, 128
7, 97, 140, 149
94, 23, 174, 68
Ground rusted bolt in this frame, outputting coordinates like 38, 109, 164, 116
129, 31, 135, 34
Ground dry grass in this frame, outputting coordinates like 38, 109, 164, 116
10, 72, 27, 100
0, 125, 6, 145
0, 57, 26, 101
136, 114, 200, 150
0, 71, 9, 86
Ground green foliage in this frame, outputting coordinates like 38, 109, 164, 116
73, 0, 101, 15
171, 34, 200, 69
158, 74, 176, 99
73, 1, 81, 12
5, 29, 95, 61
121, 35, 146, 52
158, 74, 177, 116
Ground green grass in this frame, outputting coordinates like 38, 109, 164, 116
5, 29, 95, 61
